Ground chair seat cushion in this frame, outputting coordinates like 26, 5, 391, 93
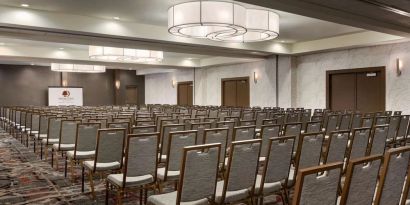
31, 131, 39, 134
52, 143, 75, 151
67, 150, 95, 160
253, 174, 282, 194
215, 180, 250, 203
157, 167, 180, 181
84, 160, 121, 171
259, 157, 266, 162
107, 173, 154, 188
35, 134, 47, 140
42, 138, 59, 145
147, 191, 209, 205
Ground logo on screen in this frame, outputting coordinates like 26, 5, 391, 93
62, 90, 70, 97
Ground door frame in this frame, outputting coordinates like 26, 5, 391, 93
221, 77, 250, 106
177, 81, 193, 105
326, 66, 386, 110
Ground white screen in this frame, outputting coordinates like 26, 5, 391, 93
48, 87, 83, 106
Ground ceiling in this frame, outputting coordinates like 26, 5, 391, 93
0, 0, 406, 70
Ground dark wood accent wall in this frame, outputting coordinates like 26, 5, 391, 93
0, 65, 145, 106
221, 77, 250, 107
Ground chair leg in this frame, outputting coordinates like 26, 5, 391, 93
88, 171, 96, 200
117, 189, 123, 205
81, 165, 85, 193
64, 155, 68, 178
33, 138, 36, 153
51, 148, 54, 168
105, 180, 109, 205
139, 188, 143, 205
70, 159, 76, 181
40, 143, 43, 160
55, 150, 60, 170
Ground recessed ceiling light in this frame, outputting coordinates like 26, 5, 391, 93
21, 4, 29, 7
0, 42, 4, 46
280, 40, 286, 43
30, 63, 35, 66
113, 16, 120, 20
59, 48, 64, 50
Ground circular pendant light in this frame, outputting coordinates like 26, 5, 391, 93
89, 46, 163, 63
209, 9, 279, 42
51, 63, 106, 73
168, 1, 247, 39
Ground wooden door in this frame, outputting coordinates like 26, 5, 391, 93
327, 67, 385, 112
222, 77, 249, 107
125, 86, 138, 105
177, 81, 193, 105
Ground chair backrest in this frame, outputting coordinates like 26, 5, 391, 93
47, 117, 66, 141
397, 115, 410, 140
88, 118, 107, 128
361, 117, 374, 128
26, 112, 32, 130
242, 111, 254, 121
59, 120, 81, 145
203, 128, 229, 164
164, 130, 197, 180
217, 121, 235, 146
325, 114, 339, 135
183, 118, 201, 129
294, 132, 325, 175
255, 111, 268, 129
286, 112, 300, 123
232, 125, 256, 141
387, 115, 400, 142
131, 125, 156, 134
324, 130, 350, 164
305, 121, 322, 134
190, 122, 212, 145
161, 124, 185, 155
177, 143, 221, 204
374, 146, 410, 205
259, 136, 294, 195
123, 133, 160, 187
75, 123, 101, 154
339, 114, 352, 131
375, 116, 388, 125
292, 162, 343, 205
340, 155, 383, 205
221, 139, 261, 204
284, 122, 302, 150
259, 124, 281, 157
351, 113, 363, 130
369, 125, 389, 156
348, 128, 371, 161
39, 115, 52, 135
93, 128, 126, 172
107, 122, 130, 134
31, 113, 40, 133
239, 120, 256, 126
262, 119, 277, 126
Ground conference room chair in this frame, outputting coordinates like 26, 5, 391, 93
374, 116, 388, 125
217, 110, 229, 122
23, 111, 32, 146
42, 117, 66, 162
190, 122, 212, 145
283, 122, 302, 151
368, 125, 389, 156
83, 128, 126, 199
232, 125, 256, 142
292, 162, 343, 205
350, 113, 363, 130
285, 112, 300, 124
216, 121, 235, 147
310, 115, 323, 123
159, 124, 185, 162
273, 114, 285, 125
67, 123, 100, 181
394, 111, 403, 116
305, 121, 322, 134
106, 133, 160, 205
147, 143, 221, 205
339, 155, 383, 205
241, 111, 255, 121
157, 130, 197, 193
208, 109, 218, 119
347, 127, 371, 162
255, 111, 268, 130
29, 113, 40, 152
215, 139, 261, 204
325, 114, 339, 136
262, 119, 277, 126
258, 124, 281, 162
338, 113, 352, 131
108, 122, 131, 135
53, 119, 81, 173
131, 125, 156, 134
361, 117, 374, 128
88, 118, 108, 128
323, 130, 350, 165
374, 146, 410, 205
396, 115, 410, 146
254, 136, 295, 205
386, 115, 401, 146
203, 128, 229, 177
230, 109, 241, 118
300, 112, 311, 132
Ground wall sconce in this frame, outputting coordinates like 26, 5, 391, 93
115, 80, 121, 90
172, 80, 177, 88
254, 72, 258, 83
396, 58, 403, 76
62, 80, 68, 87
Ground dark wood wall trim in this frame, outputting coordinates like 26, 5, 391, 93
326, 66, 386, 110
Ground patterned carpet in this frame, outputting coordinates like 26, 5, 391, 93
0, 129, 283, 205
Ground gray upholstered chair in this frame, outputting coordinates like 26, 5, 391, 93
218, 110, 229, 121
348, 128, 371, 161
361, 117, 374, 128
255, 111, 268, 130
183, 118, 201, 130
215, 139, 261, 204
131, 125, 156, 134
292, 162, 343, 205
83, 128, 126, 199
396, 115, 410, 146
351, 113, 363, 130
88, 118, 108, 128
239, 120, 256, 127
340, 155, 383, 205
258, 124, 281, 162
67, 123, 100, 183
369, 125, 389, 156
232, 125, 256, 142
147, 143, 221, 205
374, 146, 410, 205
325, 114, 339, 136
52, 120, 81, 172
157, 130, 197, 192
191, 122, 212, 146
305, 121, 322, 134
160, 124, 185, 162
29, 113, 40, 152
338, 114, 352, 131
241, 111, 254, 121
324, 130, 350, 164
41, 117, 66, 161
217, 121, 235, 147
284, 122, 302, 151
374, 116, 388, 125
386, 115, 400, 145
106, 133, 160, 205
108, 122, 130, 135
203, 128, 229, 174
254, 136, 295, 205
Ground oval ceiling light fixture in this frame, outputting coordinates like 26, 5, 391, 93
89, 46, 163, 63
209, 9, 279, 42
168, 1, 247, 39
51, 63, 106, 73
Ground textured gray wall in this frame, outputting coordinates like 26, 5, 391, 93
0, 65, 60, 106
0, 65, 145, 106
